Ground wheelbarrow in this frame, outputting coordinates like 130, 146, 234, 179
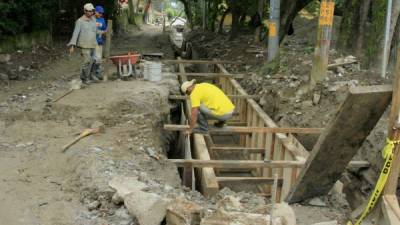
109, 53, 141, 78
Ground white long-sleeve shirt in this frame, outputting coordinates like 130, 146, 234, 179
68, 15, 97, 49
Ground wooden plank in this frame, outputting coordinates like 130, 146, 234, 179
169, 95, 260, 100
216, 177, 283, 184
164, 124, 323, 134
177, 73, 245, 79
192, 134, 219, 197
210, 146, 265, 154
382, 195, 400, 222
286, 85, 392, 203
169, 159, 370, 169
384, 48, 400, 196
170, 159, 304, 168
162, 59, 243, 65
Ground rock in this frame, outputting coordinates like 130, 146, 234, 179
88, 200, 101, 210
216, 196, 243, 212
125, 191, 169, 225
273, 203, 297, 225
0, 73, 9, 81
313, 93, 321, 105
166, 198, 203, 225
201, 210, 273, 225
302, 100, 313, 108
308, 197, 327, 207
311, 221, 338, 225
112, 193, 124, 205
108, 176, 148, 199
336, 66, 345, 74
0, 54, 11, 63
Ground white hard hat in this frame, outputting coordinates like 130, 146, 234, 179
84, 3, 95, 11
181, 79, 196, 93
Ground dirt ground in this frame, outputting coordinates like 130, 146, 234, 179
0, 24, 184, 225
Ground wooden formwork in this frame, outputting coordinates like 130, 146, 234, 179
168, 60, 369, 202
214, 64, 309, 201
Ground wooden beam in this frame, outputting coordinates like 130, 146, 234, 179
170, 159, 304, 168
192, 134, 219, 197
286, 85, 392, 203
162, 59, 243, 65
378, 195, 400, 224
169, 95, 260, 100
216, 177, 283, 185
168, 159, 369, 169
177, 73, 245, 79
164, 124, 323, 134
210, 146, 265, 154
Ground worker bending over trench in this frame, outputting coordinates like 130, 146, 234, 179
181, 79, 235, 134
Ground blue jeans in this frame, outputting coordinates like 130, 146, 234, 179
196, 104, 234, 131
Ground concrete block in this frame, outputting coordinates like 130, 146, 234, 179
200, 210, 271, 225
108, 176, 147, 199
273, 203, 296, 225
125, 191, 169, 225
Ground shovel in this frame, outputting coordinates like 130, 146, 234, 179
53, 79, 82, 103
61, 128, 100, 153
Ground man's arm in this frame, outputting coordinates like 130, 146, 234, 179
68, 19, 82, 47
189, 107, 199, 132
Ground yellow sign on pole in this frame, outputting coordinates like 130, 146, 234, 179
268, 22, 277, 37
319, 2, 335, 26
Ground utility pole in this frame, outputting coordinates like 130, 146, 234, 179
382, 0, 393, 78
255, 0, 264, 43
310, 0, 335, 87
267, 0, 280, 62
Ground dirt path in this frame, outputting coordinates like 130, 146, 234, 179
0, 24, 177, 225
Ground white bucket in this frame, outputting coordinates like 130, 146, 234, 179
144, 62, 162, 82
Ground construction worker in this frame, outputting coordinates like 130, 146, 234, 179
67, 3, 97, 84
181, 80, 235, 134
93, 5, 107, 80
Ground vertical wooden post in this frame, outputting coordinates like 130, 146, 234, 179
267, 0, 280, 62
310, 0, 335, 87
255, 0, 264, 43
378, 47, 400, 224
103, 20, 113, 82
384, 47, 400, 195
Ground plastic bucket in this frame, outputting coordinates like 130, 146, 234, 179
144, 62, 162, 81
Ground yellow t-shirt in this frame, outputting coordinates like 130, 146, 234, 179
190, 83, 235, 116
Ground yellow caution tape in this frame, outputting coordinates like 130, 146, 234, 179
347, 138, 399, 225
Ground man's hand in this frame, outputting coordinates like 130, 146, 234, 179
69, 46, 75, 54
185, 128, 192, 136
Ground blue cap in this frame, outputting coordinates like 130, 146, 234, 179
95, 6, 104, 14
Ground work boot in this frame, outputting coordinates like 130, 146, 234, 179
214, 120, 226, 128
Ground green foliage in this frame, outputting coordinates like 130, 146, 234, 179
0, 0, 57, 38
165, 7, 178, 20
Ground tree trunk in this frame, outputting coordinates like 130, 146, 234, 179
356, 0, 372, 56
229, 0, 241, 40
180, 0, 193, 28
218, 7, 230, 34
280, 0, 313, 42
255, 0, 264, 43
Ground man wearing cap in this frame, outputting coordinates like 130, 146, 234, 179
67, 3, 97, 84
181, 80, 235, 134
93, 5, 107, 80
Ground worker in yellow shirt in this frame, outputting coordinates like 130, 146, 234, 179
181, 79, 235, 134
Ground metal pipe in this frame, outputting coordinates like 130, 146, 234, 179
382, 0, 393, 78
